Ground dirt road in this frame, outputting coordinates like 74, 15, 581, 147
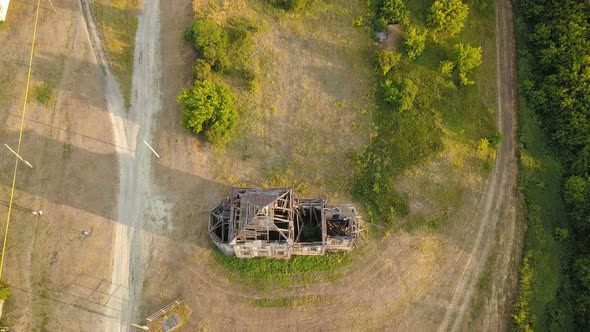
438, 0, 519, 330
80, 0, 163, 330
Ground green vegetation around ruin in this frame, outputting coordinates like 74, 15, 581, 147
212, 249, 351, 289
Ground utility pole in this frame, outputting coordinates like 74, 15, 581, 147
3, 144, 33, 168
143, 140, 160, 159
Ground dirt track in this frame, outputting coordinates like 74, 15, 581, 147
438, 0, 519, 330
80, 0, 163, 330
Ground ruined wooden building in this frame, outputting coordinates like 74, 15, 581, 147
209, 188, 361, 258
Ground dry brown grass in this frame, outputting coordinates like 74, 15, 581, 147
191, 0, 375, 202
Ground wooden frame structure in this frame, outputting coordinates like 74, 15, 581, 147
209, 188, 361, 258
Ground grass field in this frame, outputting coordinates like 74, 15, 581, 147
90, 0, 140, 107
184, 0, 500, 282
353, 1, 498, 226
191, 0, 375, 202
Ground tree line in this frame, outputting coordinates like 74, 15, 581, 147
515, 0, 590, 329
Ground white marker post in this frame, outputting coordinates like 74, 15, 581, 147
143, 140, 160, 159
4, 144, 33, 168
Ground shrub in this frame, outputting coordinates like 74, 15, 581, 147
373, 17, 388, 32
487, 131, 503, 148
402, 26, 427, 59
0, 280, 10, 300
440, 60, 455, 76
427, 0, 469, 40
554, 227, 569, 241
177, 80, 237, 144
33, 83, 53, 106
269, 0, 312, 12
476, 138, 491, 160
372, 50, 401, 75
382, 77, 418, 111
375, 0, 409, 26
451, 43, 482, 85
192, 59, 212, 81
185, 19, 229, 71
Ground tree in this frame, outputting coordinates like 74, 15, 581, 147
185, 19, 229, 71
270, 0, 311, 11
564, 176, 588, 206
177, 80, 238, 144
372, 50, 401, 75
451, 43, 482, 85
376, 0, 409, 26
382, 77, 418, 111
440, 60, 455, 76
427, 0, 469, 40
192, 59, 212, 81
402, 26, 427, 59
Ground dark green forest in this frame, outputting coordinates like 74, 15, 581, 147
514, 0, 590, 330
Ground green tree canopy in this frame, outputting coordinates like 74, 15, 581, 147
374, 0, 410, 27
427, 0, 470, 40
382, 77, 418, 111
185, 19, 229, 71
177, 80, 238, 144
451, 43, 482, 85
402, 26, 427, 59
372, 50, 401, 75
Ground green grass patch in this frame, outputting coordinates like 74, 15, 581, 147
90, 0, 140, 108
32, 83, 54, 106
212, 249, 351, 289
0, 279, 10, 300
250, 295, 328, 308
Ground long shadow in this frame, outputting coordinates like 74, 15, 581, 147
0, 127, 229, 239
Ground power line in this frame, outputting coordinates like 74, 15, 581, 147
0, 0, 42, 279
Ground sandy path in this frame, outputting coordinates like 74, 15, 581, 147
437, 0, 518, 330
79, 0, 162, 330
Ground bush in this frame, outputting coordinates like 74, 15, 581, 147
33, 83, 53, 106
427, 0, 469, 40
177, 80, 237, 144
382, 77, 418, 111
373, 17, 388, 32
192, 59, 212, 81
440, 60, 455, 76
269, 0, 312, 12
375, 0, 409, 26
451, 43, 482, 85
487, 131, 503, 148
402, 26, 427, 59
371, 50, 401, 75
554, 227, 569, 241
185, 19, 229, 71
0, 280, 10, 300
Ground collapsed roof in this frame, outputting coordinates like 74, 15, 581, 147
209, 188, 361, 258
